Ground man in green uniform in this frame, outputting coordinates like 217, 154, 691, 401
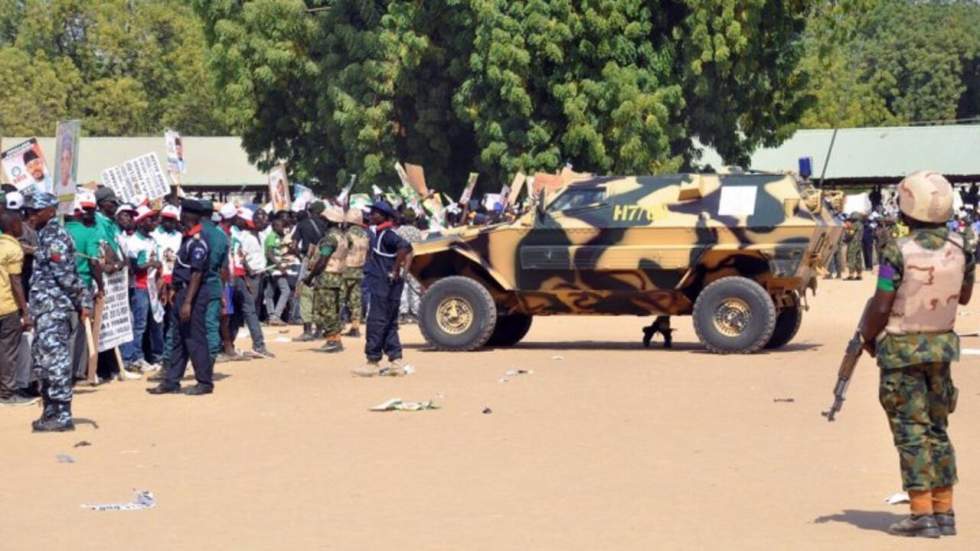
304, 205, 347, 353
844, 213, 864, 280
200, 201, 230, 362
342, 208, 368, 337
860, 171, 974, 538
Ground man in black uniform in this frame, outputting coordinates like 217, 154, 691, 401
147, 199, 214, 396
353, 201, 412, 377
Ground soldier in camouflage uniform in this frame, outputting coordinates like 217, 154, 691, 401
305, 205, 347, 353
860, 171, 973, 538
342, 208, 368, 338
844, 214, 864, 280
26, 193, 89, 432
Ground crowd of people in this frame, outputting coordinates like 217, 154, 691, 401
0, 183, 440, 433
822, 197, 980, 281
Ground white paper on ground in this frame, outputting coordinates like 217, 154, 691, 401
885, 491, 910, 505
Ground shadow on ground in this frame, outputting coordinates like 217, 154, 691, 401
409, 341, 822, 353
813, 510, 904, 533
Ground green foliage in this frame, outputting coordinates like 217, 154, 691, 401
0, 46, 79, 136
0, 0, 235, 137
196, 0, 813, 192
800, 0, 980, 127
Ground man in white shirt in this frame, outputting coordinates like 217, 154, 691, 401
230, 208, 273, 358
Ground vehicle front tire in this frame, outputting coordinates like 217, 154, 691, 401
486, 313, 533, 347
418, 276, 497, 351
692, 276, 776, 354
764, 306, 803, 350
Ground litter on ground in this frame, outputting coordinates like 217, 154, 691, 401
370, 398, 439, 412
82, 491, 156, 512
885, 491, 910, 505
499, 369, 533, 383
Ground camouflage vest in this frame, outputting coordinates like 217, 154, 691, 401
345, 226, 369, 269
886, 232, 966, 335
324, 227, 348, 274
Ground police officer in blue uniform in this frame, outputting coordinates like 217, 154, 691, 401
353, 201, 412, 377
148, 199, 214, 396
27, 192, 88, 432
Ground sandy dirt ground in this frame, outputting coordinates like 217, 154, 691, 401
2, 277, 980, 550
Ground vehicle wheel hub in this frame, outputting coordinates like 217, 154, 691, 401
436, 297, 473, 335
713, 298, 751, 338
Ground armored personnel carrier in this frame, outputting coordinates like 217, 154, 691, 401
409, 173, 841, 353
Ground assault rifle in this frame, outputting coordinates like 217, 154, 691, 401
823, 300, 871, 422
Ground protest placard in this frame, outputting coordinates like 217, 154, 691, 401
404, 163, 429, 197
54, 120, 81, 214
506, 172, 527, 206
98, 270, 134, 352
1, 138, 52, 193
101, 153, 170, 203
164, 130, 185, 186
268, 164, 291, 212
531, 172, 564, 197
459, 173, 479, 205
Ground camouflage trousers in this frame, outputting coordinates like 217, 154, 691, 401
314, 281, 343, 337
879, 362, 958, 491
847, 243, 864, 273
846, 240, 863, 273
32, 313, 73, 403
342, 277, 362, 323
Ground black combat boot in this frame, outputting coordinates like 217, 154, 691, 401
934, 512, 956, 536
888, 515, 941, 538
31, 383, 56, 430
32, 401, 75, 432
317, 340, 344, 353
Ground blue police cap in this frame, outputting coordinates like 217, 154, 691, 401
24, 192, 58, 210
370, 200, 398, 219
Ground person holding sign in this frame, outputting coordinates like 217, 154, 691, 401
25, 192, 88, 432
148, 199, 214, 396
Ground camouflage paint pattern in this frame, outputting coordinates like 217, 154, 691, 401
410, 173, 841, 316
879, 362, 957, 491
877, 227, 975, 369
886, 233, 965, 334
898, 171, 955, 224
845, 221, 864, 274
342, 277, 362, 323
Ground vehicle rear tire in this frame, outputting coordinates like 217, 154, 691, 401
692, 276, 776, 354
486, 313, 533, 347
418, 276, 497, 351
764, 306, 803, 350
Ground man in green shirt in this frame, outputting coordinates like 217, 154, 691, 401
94, 187, 121, 255
65, 191, 105, 382
64, 195, 105, 296
200, 201, 231, 361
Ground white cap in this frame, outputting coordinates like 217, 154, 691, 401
219, 203, 238, 220
5, 192, 24, 210
237, 207, 254, 223
76, 190, 97, 209
160, 205, 180, 219
117, 203, 137, 215
134, 205, 155, 222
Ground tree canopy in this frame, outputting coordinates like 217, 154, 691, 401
800, 0, 980, 128
6, 1, 980, 195
0, 0, 235, 137
194, 0, 814, 193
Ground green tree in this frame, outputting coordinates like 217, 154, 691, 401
197, 0, 814, 192
0, 0, 236, 137
0, 46, 79, 136
800, 0, 980, 127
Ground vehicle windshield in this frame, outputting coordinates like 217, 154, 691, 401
547, 188, 606, 212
